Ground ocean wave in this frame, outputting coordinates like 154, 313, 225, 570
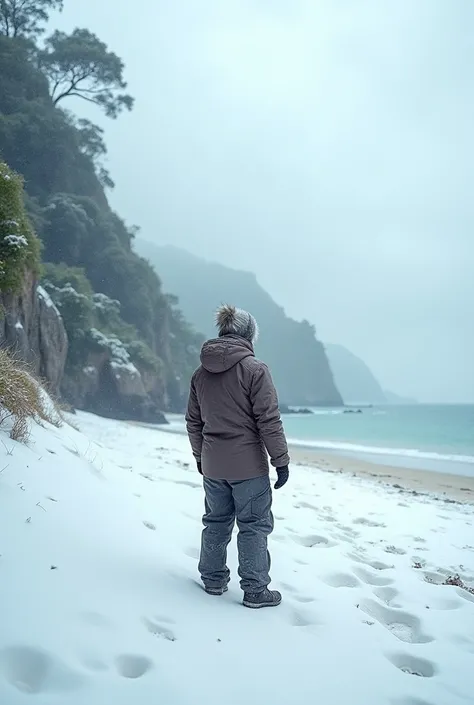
287, 438, 474, 465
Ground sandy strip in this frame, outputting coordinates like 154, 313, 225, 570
129, 420, 474, 504
289, 445, 474, 504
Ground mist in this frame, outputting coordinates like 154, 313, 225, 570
54, 0, 474, 403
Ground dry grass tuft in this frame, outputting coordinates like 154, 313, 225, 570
444, 574, 474, 595
0, 347, 63, 443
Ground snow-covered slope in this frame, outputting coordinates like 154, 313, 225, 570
1, 412, 473, 705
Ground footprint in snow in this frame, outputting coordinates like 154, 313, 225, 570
170, 479, 201, 489
115, 654, 153, 679
346, 552, 393, 571
289, 608, 321, 628
0, 646, 83, 694
293, 501, 318, 512
422, 571, 446, 585
353, 566, 394, 586
291, 534, 336, 548
359, 599, 433, 644
426, 595, 464, 611
353, 517, 387, 528
293, 557, 309, 566
384, 652, 437, 678
335, 524, 360, 538
143, 616, 177, 642
384, 545, 407, 556
372, 587, 401, 607
279, 583, 315, 603
321, 572, 360, 588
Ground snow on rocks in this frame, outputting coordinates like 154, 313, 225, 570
0, 411, 473, 705
36, 285, 61, 318
2, 234, 28, 248
89, 329, 139, 380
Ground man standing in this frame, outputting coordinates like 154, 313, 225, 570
185, 304, 290, 608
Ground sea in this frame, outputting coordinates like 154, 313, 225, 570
166, 404, 474, 478
282, 404, 474, 478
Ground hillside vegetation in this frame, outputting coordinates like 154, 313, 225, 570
0, 3, 202, 417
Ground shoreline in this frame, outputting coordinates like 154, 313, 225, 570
289, 444, 474, 504
131, 419, 474, 504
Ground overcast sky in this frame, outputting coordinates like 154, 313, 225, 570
54, 0, 473, 402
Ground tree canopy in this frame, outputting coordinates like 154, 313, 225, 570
0, 0, 62, 39
40, 28, 134, 118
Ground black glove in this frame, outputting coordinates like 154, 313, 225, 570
274, 466, 289, 490
197, 460, 203, 476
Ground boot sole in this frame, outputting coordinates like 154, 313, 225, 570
242, 598, 282, 609
205, 586, 229, 596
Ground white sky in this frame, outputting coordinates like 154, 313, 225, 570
53, 0, 474, 402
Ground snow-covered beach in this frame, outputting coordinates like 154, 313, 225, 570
1, 411, 473, 705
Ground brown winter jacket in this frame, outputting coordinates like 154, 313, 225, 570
185, 335, 290, 481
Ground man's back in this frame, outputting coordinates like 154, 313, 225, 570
186, 322, 289, 481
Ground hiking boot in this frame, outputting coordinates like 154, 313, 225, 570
204, 585, 229, 596
242, 588, 282, 609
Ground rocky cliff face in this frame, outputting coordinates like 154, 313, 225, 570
0, 271, 67, 395
59, 329, 167, 424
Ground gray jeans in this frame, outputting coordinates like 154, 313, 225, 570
199, 475, 274, 593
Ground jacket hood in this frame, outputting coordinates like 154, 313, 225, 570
200, 335, 254, 374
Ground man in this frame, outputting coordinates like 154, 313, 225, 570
185, 304, 290, 609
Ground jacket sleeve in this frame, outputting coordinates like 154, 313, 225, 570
250, 363, 290, 468
185, 375, 203, 461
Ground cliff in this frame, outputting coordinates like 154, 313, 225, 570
324, 343, 387, 405
0, 35, 201, 419
136, 242, 343, 407
0, 276, 67, 395
0, 161, 67, 395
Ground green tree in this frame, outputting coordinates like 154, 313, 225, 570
0, 0, 62, 39
42, 261, 94, 296
39, 28, 134, 118
73, 117, 114, 189
0, 160, 40, 293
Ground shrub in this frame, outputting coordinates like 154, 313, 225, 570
0, 347, 62, 442
126, 339, 164, 374
0, 161, 40, 293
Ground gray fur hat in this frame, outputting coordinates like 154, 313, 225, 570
215, 304, 259, 344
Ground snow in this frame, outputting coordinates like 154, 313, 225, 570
92, 292, 121, 314
110, 360, 139, 378
89, 329, 130, 365
3, 234, 28, 248
0, 412, 473, 705
14, 321, 23, 330
36, 286, 61, 318
89, 329, 139, 378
